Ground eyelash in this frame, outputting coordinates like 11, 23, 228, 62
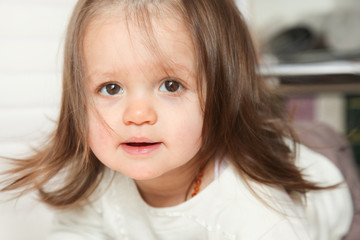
159, 79, 185, 94
97, 82, 123, 96
96, 78, 186, 96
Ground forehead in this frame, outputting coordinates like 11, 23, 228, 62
82, 9, 196, 80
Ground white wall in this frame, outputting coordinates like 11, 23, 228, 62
0, 0, 77, 239
235, 0, 249, 20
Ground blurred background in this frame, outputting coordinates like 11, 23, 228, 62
0, 0, 359, 239
249, 0, 360, 167
0, 1, 76, 239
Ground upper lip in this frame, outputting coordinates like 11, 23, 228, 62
122, 137, 160, 144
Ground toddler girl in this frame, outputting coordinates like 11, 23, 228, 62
1, 0, 353, 239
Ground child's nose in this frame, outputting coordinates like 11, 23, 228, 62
122, 99, 157, 126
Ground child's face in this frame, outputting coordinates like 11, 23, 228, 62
84, 13, 203, 180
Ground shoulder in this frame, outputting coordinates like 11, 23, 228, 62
47, 198, 109, 239
295, 143, 344, 186
294, 143, 353, 239
47, 170, 131, 239
209, 151, 353, 239
199, 164, 310, 239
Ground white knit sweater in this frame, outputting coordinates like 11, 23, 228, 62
47, 144, 353, 240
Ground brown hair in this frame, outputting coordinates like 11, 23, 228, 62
1, 0, 322, 208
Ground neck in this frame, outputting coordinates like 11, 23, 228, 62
135, 160, 214, 208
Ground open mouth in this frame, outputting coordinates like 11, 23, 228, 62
125, 142, 160, 147
121, 141, 161, 155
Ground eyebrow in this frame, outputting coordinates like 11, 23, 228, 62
161, 62, 196, 79
87, 62, 196, 83
86, 71, 115, 82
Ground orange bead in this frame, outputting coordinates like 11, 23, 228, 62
191, 169, 204, 198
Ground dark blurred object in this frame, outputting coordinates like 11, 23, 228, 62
263, 7, 360, 64
266, 26, 325, 55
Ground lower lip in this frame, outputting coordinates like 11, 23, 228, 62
120, 143, 162, 155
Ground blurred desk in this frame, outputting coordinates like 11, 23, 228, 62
277, 83, 360, 95
260, 61, 360, 95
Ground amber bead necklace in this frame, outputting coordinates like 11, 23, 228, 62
191, 169, 204, 197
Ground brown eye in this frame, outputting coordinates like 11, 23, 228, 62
160, 80, 183, 93
99, 83, 123, 96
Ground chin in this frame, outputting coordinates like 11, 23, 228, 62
120, 167, 163, 181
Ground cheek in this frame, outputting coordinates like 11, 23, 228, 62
87, 112, 114, 154
169, 107, 203, 151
